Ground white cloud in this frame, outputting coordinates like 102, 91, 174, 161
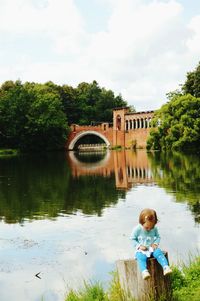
0, 0, 82, 33
187, 15, 200, 54
81, 0, 192, 109
0, 0, 200, 110
0, 0, 86, 56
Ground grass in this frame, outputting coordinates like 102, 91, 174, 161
65, 272, 135, 301
65, 282, 108, 301
64, 256, 200, 301
171, 256, 200, 301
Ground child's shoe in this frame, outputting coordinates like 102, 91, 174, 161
142, 270, 151, 280
163, 266, 172, 276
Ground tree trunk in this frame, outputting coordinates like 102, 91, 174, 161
116, 253, 171, 301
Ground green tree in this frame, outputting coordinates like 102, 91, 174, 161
24, 82, 69, 150
0, 79, 127, 150
0, 81, 69, 151
0, 80, 31, 148
147, 94, 200, 151
182, 61, 200, 97
95, 89, 128, 122
75, 81, 101, 124
59, 84, 79, 125
75, 81, 127, 124
147, 63, 200, 151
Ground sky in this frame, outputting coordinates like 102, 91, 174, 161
0, 0, 200, 111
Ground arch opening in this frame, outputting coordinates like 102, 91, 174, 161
125, 120, 128, 131
68, 131, 111, 150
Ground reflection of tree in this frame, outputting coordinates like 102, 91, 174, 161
63, 174, 125, 216
0, 153, 125, 223
0, 153, 70, 223
148, 151, 200, 223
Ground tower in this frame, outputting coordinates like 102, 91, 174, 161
113, 107, 130, 147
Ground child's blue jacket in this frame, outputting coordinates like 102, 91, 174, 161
130, 224, 161, 249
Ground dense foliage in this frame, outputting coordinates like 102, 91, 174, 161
182, 62, 200, 97
147, 62, 200, 151
61, 80, 127, 125
0, 80, 127, 151
0, 80, 68, 151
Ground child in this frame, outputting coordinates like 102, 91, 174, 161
130, 208, 172, 280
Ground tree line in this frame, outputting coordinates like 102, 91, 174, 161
0, 80, 127, 151
147, 62, 200, 151
1, 62, 199, 153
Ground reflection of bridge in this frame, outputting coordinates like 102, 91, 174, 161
66, 150, 153, 189
66, 108, 154, 150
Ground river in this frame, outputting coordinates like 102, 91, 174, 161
0, 150, 199, 301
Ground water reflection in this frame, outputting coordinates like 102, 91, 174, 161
0, 152, 126, 223
0, 150, 200, 223
0, 150, 200, 301
68, 149, 200, 223
148, 151, 200, 223
68, 150, 153, 189
0, 153, 70, 223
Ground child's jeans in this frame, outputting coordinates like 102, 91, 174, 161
135, 248, 169, 272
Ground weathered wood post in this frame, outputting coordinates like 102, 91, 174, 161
116, 253, 171, 301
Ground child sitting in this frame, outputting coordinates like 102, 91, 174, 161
130, 208, 172, 280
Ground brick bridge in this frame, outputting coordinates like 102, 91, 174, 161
66, 107, 154, 150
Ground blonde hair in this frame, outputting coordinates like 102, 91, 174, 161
139, 208, 158, 225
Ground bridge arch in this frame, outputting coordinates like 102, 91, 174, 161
68, 130, 111, 150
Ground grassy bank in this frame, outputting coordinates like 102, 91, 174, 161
171, 255, 200, 301
64, 256, 200, 301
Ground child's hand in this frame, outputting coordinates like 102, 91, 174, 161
151, 244, 158, 250
139, 245, 148, 251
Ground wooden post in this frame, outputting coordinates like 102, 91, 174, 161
116, 253, 171, 301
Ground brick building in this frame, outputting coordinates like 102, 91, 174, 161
113, 107, 154, 149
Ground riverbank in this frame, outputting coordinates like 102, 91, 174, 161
64, 255, 200, 301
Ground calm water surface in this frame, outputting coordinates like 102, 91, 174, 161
0, 150, 199, 301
